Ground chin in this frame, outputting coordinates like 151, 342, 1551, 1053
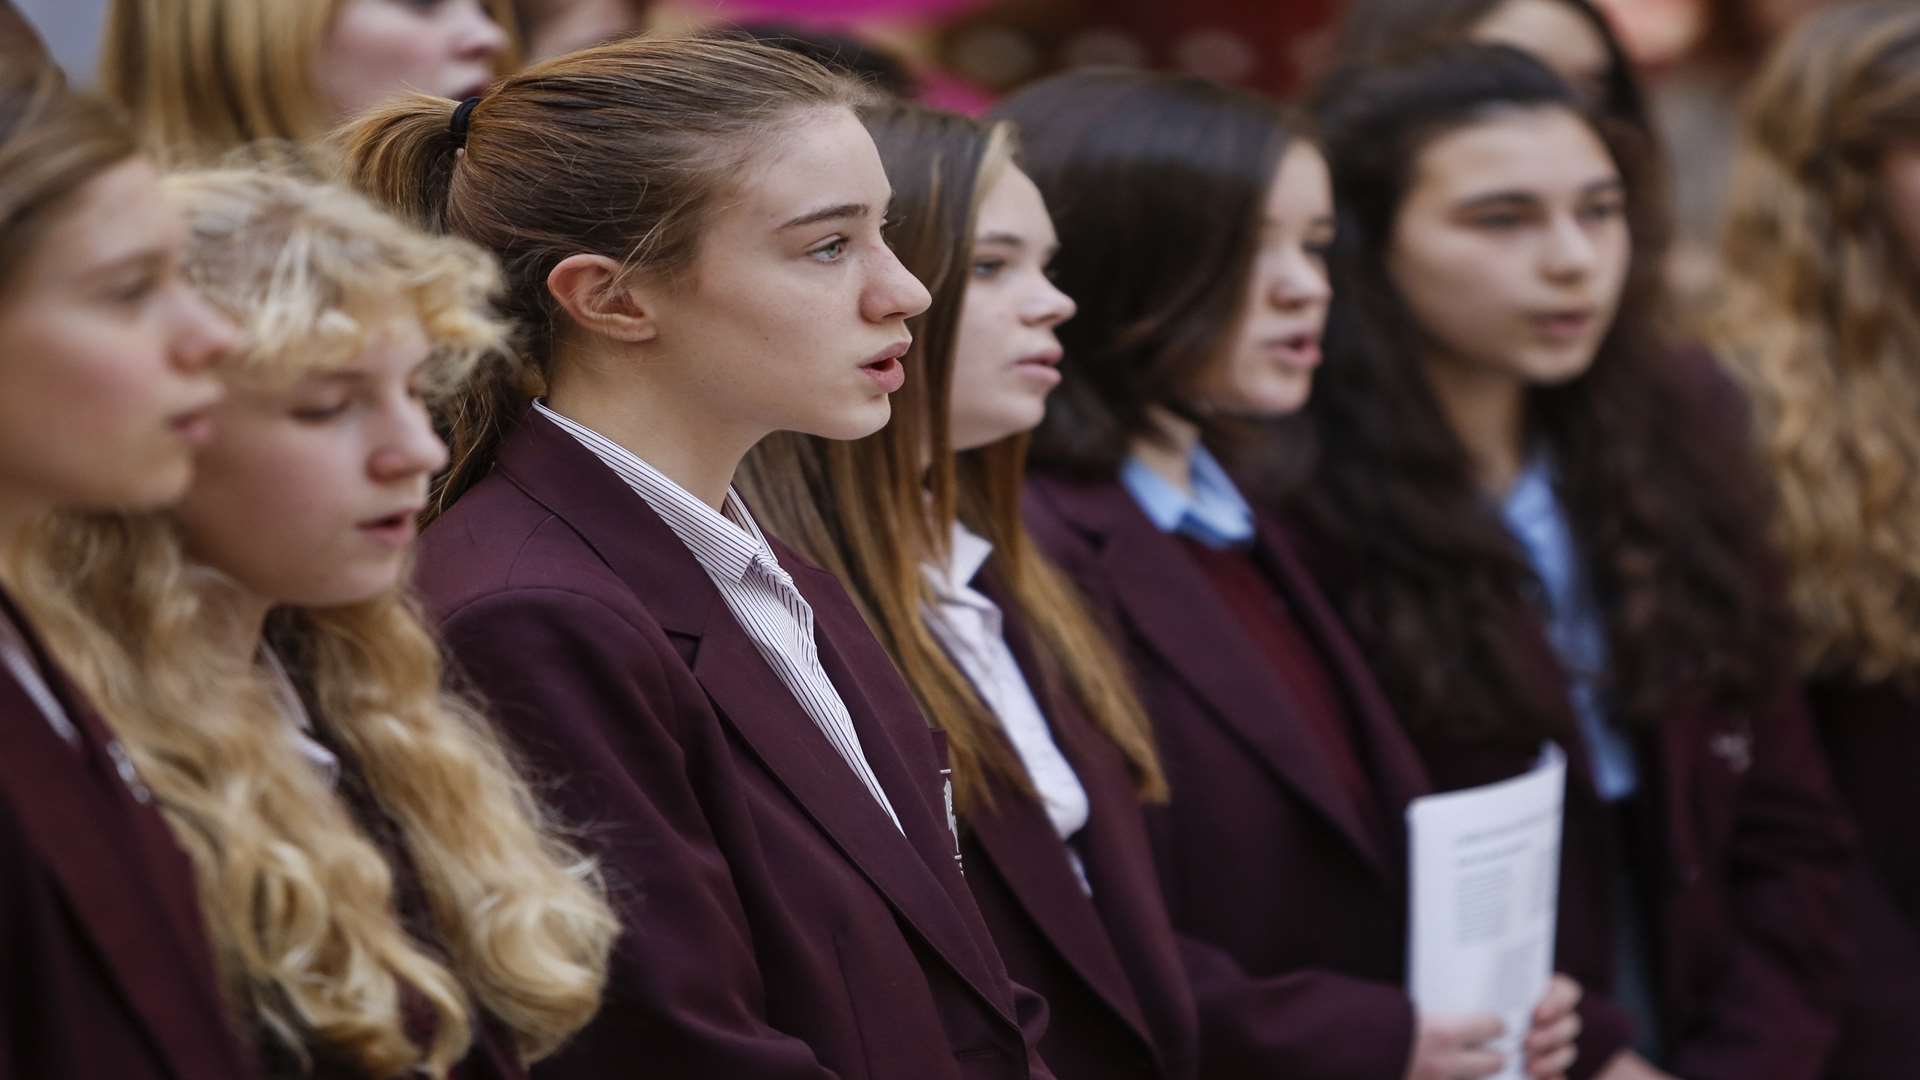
808, 397, 894, 442
1521, 348, 1601, 386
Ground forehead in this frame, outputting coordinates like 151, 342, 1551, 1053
1470, 0, 1610, 79
1264, 143, 1331, 220
23, 159, 177, 278
730, 107, 888, 229
976, 167, 1055, 238
1410, 108, 1617, 199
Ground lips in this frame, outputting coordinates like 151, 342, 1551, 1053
357, 508, 423, 547
860, 339, 911, 394
1261, 330, 1323, 370
1531, 309, 1600, 341
168, 408, 216, 447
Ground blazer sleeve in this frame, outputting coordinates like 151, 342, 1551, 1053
1664, 693, 1855, 1080
438, 587, 843, 1080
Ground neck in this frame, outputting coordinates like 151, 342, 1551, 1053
1128, 406, 1202, 496
1422, 357, 1529, 497
192, 573, 273, 672
545, 341, 761, 510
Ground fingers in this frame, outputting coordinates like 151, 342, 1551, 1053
1446, 1013, 1507, 1047
1525, 1010, 1581, 1056
1533, 973, 1584, 1025
1528, 1044, 1578, 1079
1454, 1047, 1508, 1079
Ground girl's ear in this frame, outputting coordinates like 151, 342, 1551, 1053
547, 254, 659, 343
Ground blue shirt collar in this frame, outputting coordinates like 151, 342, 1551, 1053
1120, 442, 1256, 549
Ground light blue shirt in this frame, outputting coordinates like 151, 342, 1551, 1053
1120, 442, 1256, 549
1498, 454, 1640, 802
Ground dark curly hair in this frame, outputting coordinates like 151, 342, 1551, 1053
1303, 44, 1793, 745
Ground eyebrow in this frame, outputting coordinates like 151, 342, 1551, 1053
78, 246, 167, 283
1456, 177, 1625, 210
779, 202, 872, 231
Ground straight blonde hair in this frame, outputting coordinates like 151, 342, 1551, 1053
101, 0, 519, 164
13, 169, 615, 1076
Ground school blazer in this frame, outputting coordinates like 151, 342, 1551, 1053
1801, 679, 1920, 1080
1022, 473, 1634, 1080
415, 411, 1054, 1080
956, 588, 1200, 1080
0, 589, 257, 1080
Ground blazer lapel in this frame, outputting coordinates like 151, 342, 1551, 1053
972, 602, 1159, 1055
1257, 520, 1434, 850
1049, 479, 1395, 882
0, 595, 245, 1078
493, 415, 1014, 1022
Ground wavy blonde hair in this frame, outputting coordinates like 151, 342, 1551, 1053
12, 170, 615, 1076
1709, 0, 1920, 686
101, 0, 519, 165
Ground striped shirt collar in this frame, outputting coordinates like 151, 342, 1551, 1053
532, 399, 773, 587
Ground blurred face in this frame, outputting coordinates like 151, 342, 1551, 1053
0, 159, 232, 525
648, 107, 932, 444
1879, 142, 1920, 272
1389, 107, 1630, 389
1191, 143, 1336, 417
520, 0, 647, 61
1471, 0, 1613, 107
317, 0, 508, 123
173, 315, 448, 608
949, 167, 1076, 452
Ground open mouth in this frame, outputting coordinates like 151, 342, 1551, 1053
169, 410, 216, 446
1533, 310, 1598, 340
357, 510, 421, 545
1267, 331, 1322, 368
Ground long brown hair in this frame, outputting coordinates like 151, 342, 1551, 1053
335, 35, 871, 521
0, 66, 138, 292
737, 103, 1165, 811
1710, 0, 1920, 687
1306, 45, 1790, 744
988, 68, 1310, 500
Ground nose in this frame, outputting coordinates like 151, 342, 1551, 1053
1023, 273, 1076, 329
864, 243, 932, 324
370, 399, 451, 483
1267, 246, 1332, 313
454, 0, 511, 65
1541, 213, 1600, 281
170, 286, 239, 375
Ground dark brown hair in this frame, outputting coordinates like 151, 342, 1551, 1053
1305, 44, 1791, 744
737, 103, 1165, 810
336, 35, 871, 517
0, 65, 140, 292
988, 68, 1308, 495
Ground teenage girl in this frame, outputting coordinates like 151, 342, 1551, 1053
17, 168, 618, 1078
998, 68, 1586, 1080
1710, 5, 1920, 1074
737, 102, 1196, 1080
0, 66, 250, 1079
1306, 44, 1855, 1080
342, 37, 1055, 1079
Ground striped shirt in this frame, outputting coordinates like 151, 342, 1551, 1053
534, 401, 902, 832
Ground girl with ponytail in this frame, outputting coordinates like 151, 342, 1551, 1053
339, 35, 1055, 1079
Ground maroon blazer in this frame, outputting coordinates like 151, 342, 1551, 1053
415, 412, 1053, 1080
1399, 645, 1856, 1080
0, 589, 257, 1080
1803, 679, 1920, 1079
1023, 474, 1632, 1080
956, 588, 1199, 1080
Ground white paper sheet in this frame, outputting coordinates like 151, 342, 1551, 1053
1406, 743, 1568, 1080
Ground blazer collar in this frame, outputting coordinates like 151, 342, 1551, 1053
0, 589, 251, 1078
491, 413, 1017, 1022
1034, 475, 1404, 882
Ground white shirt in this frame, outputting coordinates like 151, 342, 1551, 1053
0, 606, 78, 745
922, 522, 1092, 892
535, 401, 903, 832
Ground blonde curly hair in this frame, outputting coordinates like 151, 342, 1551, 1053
13, 169, 616, 1076
1709, 0, 1920, 687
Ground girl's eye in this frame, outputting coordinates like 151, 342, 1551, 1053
291, 401, 351, 423
1304, 241, 1333, 262
972, 257, 1008, 280
808, 238, 849, 264
1580, 200, 1625, 224
1470, 213, 1526, 230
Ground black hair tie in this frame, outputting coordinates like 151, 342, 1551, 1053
449, 96, 481, 148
